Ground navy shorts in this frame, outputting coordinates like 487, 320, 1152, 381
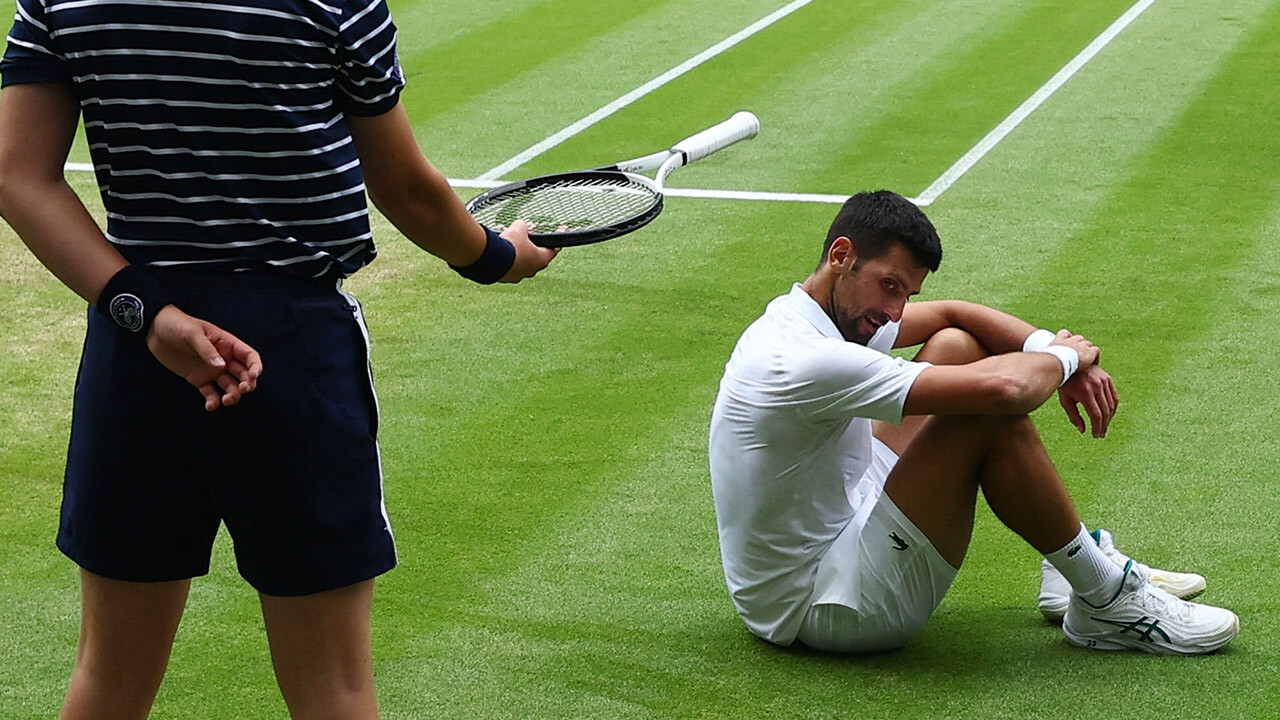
58, 270, 397, 596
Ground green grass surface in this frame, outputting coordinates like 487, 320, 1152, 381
3, 0, 1279, 717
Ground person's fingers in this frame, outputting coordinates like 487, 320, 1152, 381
501, 233, 560, 282
1080, 394, 1104, 438
1107, 376, 1119, 410
1078, 343, 1100, 369
199, 382, 221, 412
215, 372, 243, 406
231, 344, 262, 382
501, 219, 531, 240
1094, 385, 1114, 437
224, 358, 249, 387
224, 359, 258, 393
531, 243, 559, 269
215, 330, 262, 381
1100, 378, 1117, 417
1060, 394, 1086, 433
184, 323, 226, 371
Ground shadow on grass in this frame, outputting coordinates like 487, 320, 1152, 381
414, 601, 1249, 720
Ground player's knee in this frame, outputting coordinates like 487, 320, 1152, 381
916, 327, 989, 366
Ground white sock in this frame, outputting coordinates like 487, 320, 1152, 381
1043, 523, 1125, 606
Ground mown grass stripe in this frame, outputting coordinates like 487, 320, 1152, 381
396, 0, 674, 128
915, 0, 1158, 206
476, 0, 819, 181
404, 0, 792, 176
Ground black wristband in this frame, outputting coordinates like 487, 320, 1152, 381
449, 226, 516, 285
95, 265, 176, 339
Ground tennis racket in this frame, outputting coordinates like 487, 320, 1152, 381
466, 111, 760, 247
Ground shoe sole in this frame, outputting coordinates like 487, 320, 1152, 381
1063, 614, 1239, 656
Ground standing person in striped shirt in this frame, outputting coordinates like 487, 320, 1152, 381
0, 0, 557, 718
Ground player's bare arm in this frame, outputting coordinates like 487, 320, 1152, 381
346, 103, 557, 282
903, 329, 1100, 416
0, 83, 261, 410
895, 300, 1037, 352
897, 301, 1117, 437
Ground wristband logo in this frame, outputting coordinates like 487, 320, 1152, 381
108, 293, 145, 333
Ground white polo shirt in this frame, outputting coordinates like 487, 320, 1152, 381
708, 284, 930, 644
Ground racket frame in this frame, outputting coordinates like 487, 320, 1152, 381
467, 169, 664, 247
466, 112, 760, 247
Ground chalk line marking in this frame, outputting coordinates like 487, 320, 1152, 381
62, 164, 849, 204
476, 0, 816, 182
913, 0, 1157, 207
62, 1, 1153, 208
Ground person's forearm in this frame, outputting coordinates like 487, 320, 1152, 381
903, 351, 1066, 417
901, 300, 1038, 353
365, 158, 487, 267
945, 301, 1039, 353
0, 177, 125, 303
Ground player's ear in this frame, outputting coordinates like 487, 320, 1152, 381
828, 236, 856, 271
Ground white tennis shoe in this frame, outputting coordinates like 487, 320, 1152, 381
1063, 560, 1238, 655
1038, 529, 1206, 622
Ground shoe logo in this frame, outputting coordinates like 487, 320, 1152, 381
890, 532, 909, 551
1067, 544, 1082, 558
1090, 615, 1170, 643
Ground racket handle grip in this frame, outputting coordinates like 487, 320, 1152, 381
670, 111, 760, 166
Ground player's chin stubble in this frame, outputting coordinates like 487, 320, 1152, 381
828, 287, 872, 346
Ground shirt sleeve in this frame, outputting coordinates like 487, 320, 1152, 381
334, 0, 405, 117
866, 319, 901, 354
790, 337, 931, 425
1, 0, 70, 87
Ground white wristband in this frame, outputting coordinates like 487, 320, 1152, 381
1031, 345, 1079, 386
1022, 329, 1055, 353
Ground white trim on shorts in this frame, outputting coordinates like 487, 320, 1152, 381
336, 280, 398, 563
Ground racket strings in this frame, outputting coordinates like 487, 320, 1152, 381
469, 176, 658, 233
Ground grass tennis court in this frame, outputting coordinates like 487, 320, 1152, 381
3, 0, 1279, 717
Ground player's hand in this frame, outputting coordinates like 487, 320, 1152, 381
1050, 328, 1100, 370
499, 219, 559, 282
146, 305, 263, 412
1058, 364, 1118, 438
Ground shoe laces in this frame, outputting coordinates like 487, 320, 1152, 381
1138, 583, 1193, 621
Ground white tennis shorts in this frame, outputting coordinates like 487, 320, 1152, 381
795, 438, 958, 653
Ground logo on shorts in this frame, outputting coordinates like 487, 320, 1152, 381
890, 532, 909, 551
108, 293, 145, 333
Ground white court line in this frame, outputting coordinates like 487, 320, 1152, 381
476, 0, 817, 182
451, 176, 847, 203
663, 187, 847, 204
913, 0, 1157, 207
62, 164, 848, 203
61, 0, 1152, 209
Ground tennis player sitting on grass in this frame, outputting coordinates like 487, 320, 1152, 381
708, 190, 1238, 655
0, 0, 555, 718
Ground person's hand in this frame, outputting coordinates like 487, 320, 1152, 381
1050, 328, 1100, 370
146, 305, 263, 412
1058, 364, 1118, 438
498, 219, 559, 282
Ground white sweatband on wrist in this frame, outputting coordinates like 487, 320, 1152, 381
1030, 345, 1079, 386
1022, 329, 1055, 353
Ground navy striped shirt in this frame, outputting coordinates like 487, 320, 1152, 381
1, 0, 405, 279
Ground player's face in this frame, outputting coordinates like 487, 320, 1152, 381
829, 242, 928, 345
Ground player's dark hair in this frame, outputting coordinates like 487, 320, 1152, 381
820, 190, 942, 272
